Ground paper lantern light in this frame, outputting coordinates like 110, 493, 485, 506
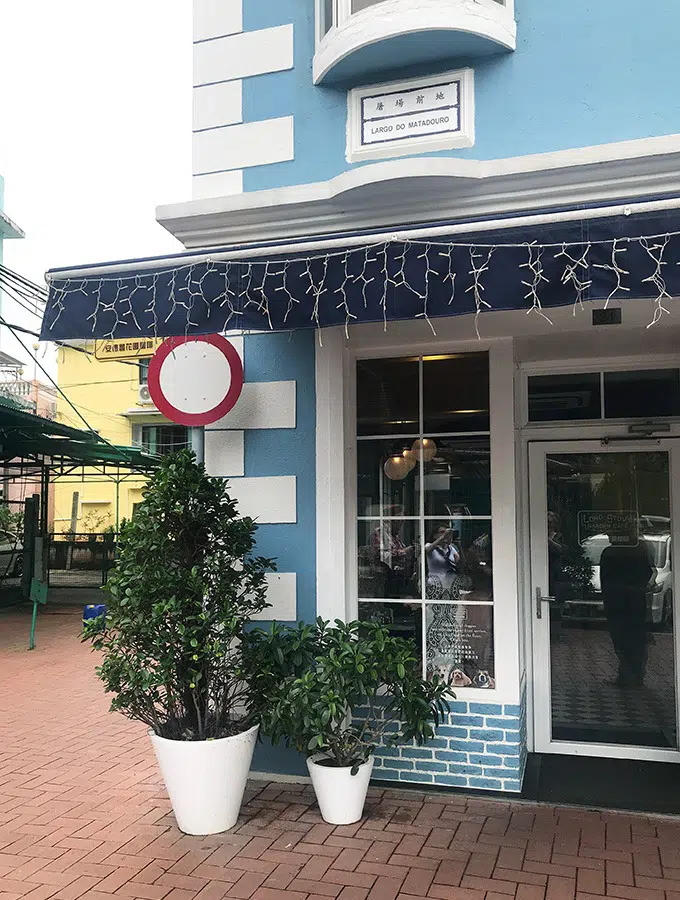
411, 438, 437, 462
383, 454, 412, 481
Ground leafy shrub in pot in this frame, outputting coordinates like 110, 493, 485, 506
84, 450, 275, 834
246, 618, 453, 824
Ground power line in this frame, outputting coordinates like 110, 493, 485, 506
0, 316, 136, 461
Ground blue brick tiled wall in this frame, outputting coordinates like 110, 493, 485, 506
371, 701, 525, 793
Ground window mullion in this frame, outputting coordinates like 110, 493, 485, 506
419, 356, 426, 679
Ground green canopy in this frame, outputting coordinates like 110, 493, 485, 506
0, 395, 158, 470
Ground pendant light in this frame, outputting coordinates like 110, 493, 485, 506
402, 448, 417, 472
411, 437, 437, 462
383, 453, 412, 481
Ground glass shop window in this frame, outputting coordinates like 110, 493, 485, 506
528, 368, 680, 423
356, 352, 495, 691
140, 424, 190, 457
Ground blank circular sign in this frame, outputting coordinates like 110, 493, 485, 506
148, 335, 244, 425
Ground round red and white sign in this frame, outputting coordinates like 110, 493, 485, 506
147, 334, 244, 426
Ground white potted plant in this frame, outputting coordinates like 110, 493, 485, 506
85, 451, 274, 835
246, 619, 453, 825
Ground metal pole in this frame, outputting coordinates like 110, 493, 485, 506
115, 476, 120, 531
191, 427, 205, 465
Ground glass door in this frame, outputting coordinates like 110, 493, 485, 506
529, 441, 680, 761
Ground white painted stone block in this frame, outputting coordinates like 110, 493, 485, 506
193, 117, 294, 175
192, 170, 244, 199
204, 430, 244, 477
207, 381, 296, 430
193, 25, 294, 86
252, 573, 297, 621
228, 476, 296, 524
222, 334, 243, 363
194, 0, 242, 42
194, 81, 242, 132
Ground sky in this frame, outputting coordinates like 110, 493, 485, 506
0, 1, 192, 376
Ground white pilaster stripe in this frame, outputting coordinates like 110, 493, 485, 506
193, 25, 294, 86
192, 171, 244, 199
204, 430, 245, 478
315, 329, 349, 621
252, 573, 297, 621
207, 381, 296, 431
194, 81, 243, 132
193, 0, 243, 43
193, 117, 294, 176
227, 476, 297, 524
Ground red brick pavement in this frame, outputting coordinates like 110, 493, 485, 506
2, 605, 680, 900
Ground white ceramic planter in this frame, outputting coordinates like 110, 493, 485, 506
150, 723, 258, 835
307, 754, 374, 825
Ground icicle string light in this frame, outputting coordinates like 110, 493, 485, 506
45, 230, 680, 340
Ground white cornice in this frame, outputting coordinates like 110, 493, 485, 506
157, 134, 680, 249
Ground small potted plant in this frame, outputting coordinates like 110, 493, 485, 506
84, 451, 274, 835
246, 618, 453, 825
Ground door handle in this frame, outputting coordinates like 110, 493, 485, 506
536, 587, 555, 619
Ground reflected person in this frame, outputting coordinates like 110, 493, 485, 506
599, 536, 654, 687
370, 505, 413, 597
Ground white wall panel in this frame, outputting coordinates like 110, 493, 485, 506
193, 0, 242, 42
252, 573, 297, 621
207, 381, 296, 430
194, 81, 243, 132
228, 476, 296, 523
193, 25, 294, 86
192, 169, 244, 199
204, 430, 244, 477
193, 118, 294, 175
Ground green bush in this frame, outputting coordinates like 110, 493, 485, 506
245, 618, 453, 770
85, 450, 275, 741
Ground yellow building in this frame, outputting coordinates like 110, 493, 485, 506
53, 341, 191, 534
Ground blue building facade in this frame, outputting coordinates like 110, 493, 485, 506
43, 1, 680, 793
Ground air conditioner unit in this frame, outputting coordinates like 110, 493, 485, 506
137, 384, 154, 406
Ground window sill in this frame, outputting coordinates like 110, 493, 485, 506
314, 0, 516, 85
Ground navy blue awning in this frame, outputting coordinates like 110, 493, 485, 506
41, 206, 680, 341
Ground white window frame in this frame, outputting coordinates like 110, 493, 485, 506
346, 68, 475, 164
317, 0, 513, 42
316, 328, 521, 704
520, 354, 680, 429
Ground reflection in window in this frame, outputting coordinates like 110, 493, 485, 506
424, 521, 493, 604
359, 602, 422, 659
423, 354, 490, 433
528, 373, 601, 423
358, 439, 418, 517
356, 353, 494, 688
604, 369, 680, 419
357, 357, 419, 436
423, 437, 491, 517
321, 0, 335, 34
352, 0, 390, 10
140, 425, 190, 457
358, 520, 420, 600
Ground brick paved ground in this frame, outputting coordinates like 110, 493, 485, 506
2, 605, 680, 900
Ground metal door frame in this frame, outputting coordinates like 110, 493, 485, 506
528, 438, 680, 763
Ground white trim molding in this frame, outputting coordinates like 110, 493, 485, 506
314, 0, 515, 84
346, 68, 474, 163
158, 134, 680, 249
193, 24, 294, 87
315, 328, 351, 622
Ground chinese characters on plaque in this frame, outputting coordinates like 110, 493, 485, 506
361, 80, 461, 146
